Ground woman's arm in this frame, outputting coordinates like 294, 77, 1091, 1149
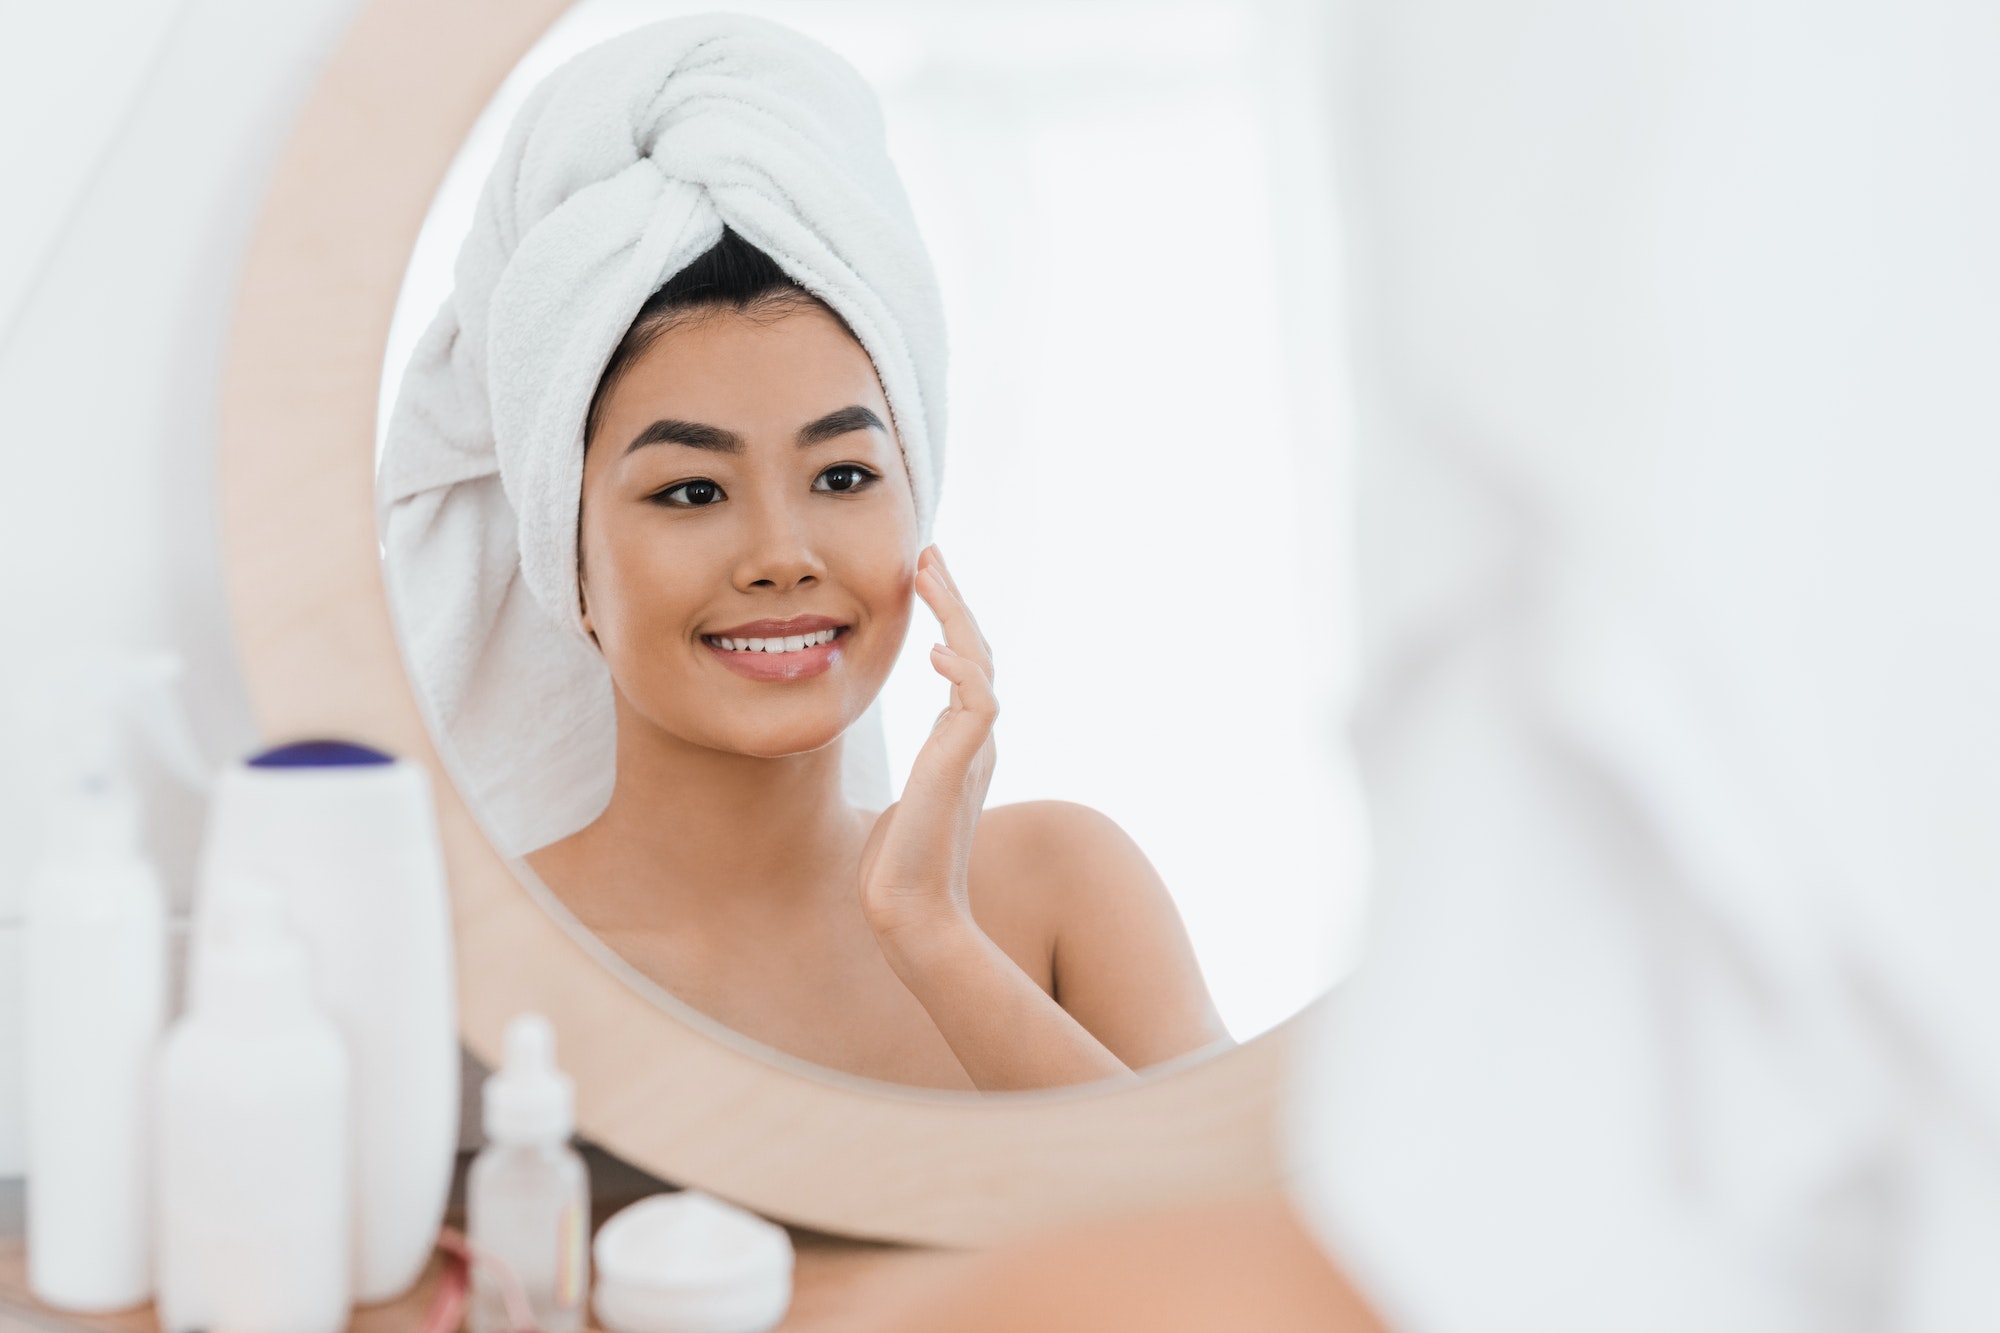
859, 547, 1134, 1091
874, 907, 1134, 1090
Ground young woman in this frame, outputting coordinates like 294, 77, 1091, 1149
525, 232, 1227, 1091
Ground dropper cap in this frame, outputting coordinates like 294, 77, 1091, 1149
482, 1013, 574, 1145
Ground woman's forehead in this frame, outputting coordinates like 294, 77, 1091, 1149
601, 304, 893, 443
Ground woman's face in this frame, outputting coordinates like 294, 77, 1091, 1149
578, 302, 919, 761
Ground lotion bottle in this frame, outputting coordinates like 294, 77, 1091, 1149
156, 875, 351, 1333
194, 739, 457, 1302
470, 1013, 590, 1333
22, 656, 203, 1311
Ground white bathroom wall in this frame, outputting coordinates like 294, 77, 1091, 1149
380, 0, 1366, 1041
0, 0, 189, 1182
0, 0, 367, 1175
0, 0, 188, 326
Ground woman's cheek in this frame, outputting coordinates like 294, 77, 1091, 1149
869, 566, 920, 676
597, 526, 686, 673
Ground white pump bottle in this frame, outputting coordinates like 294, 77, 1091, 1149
22, 655, 205, 1311
469, 1013, 591, 1333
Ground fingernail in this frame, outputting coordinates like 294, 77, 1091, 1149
931, 642, 955, 657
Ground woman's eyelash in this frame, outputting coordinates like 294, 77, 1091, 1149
652, 478, 726, 507
814, 464, 880, 493
649, 466, 875, 505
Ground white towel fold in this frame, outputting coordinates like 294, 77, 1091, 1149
377, 15, 945, 855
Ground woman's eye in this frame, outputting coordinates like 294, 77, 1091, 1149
813, 464, 878, 494
655, 479, 725, 507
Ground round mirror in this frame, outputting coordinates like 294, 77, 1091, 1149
223, 0, 1349, 1243
378, 0, 1362, 1087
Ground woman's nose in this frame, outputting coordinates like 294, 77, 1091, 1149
733, 494, 824, 592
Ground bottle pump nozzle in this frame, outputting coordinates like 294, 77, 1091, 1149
114, 654, 210, 792
45, 652, 209, 857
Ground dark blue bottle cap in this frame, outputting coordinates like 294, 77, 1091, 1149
248, 740, 395, 768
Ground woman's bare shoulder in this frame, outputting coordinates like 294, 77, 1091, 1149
968, 801, 1163, 930
971, 801, 1229, 1064
961, 801, 1137, 987
972, 799, 1148, 879
974, 798, 1137, 852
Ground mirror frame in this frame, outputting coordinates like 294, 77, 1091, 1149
218, 0, 1308, 1246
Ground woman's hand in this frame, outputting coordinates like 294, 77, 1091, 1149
855, 546, 1131, 1090
857, 545, 998, 955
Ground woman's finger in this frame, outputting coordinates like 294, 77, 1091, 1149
929, 544, 968, 601
918, 548, 979, 622
935, 550, 993, 664
930, 640, 996, 707
916, 561, 993, 676
923, 642, 998, 763
919, 585, 992, 713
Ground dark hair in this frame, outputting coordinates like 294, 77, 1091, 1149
583, 228, 831, 449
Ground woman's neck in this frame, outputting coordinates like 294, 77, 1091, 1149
542, 696, 869, 927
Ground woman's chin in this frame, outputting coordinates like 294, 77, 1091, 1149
644, 675, 888, 764
700, 714, 858, 763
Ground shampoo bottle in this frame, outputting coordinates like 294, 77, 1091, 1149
469, 1013, 590, 1333
156, 875, 350, 1333
195, 740, 457, 1302
22, 655, 204, 1311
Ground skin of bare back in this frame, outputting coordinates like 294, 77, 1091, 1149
525, 301, 1229, 1090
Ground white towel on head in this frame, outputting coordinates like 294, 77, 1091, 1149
377, 15, 944, 856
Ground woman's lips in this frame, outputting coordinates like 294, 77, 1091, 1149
701, 622, 848, 682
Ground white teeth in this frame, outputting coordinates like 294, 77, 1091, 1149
711, 628, 841, 653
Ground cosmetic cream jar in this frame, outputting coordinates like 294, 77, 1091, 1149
592, 1192, 794, 1333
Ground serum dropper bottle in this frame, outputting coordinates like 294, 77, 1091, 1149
469, 1013, 590, 1333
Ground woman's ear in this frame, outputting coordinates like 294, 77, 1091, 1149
578, 575, 599, 645
575, 494, 604, 649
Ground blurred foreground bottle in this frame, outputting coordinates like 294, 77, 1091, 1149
195, 739, 458, 1302
22, 655, 203, 1311
156, 876, 350, 1333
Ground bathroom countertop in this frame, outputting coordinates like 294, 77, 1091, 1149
0, 1153, 955, 1333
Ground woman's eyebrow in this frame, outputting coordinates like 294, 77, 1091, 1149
796, 405, 885, 447
625, 419, 742, 455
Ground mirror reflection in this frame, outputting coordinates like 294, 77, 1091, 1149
378, 0, 1364, 1090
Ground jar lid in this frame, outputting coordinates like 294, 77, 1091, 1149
592, 1192, 794, 1333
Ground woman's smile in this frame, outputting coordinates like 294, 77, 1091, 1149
701, 614, 851, 682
